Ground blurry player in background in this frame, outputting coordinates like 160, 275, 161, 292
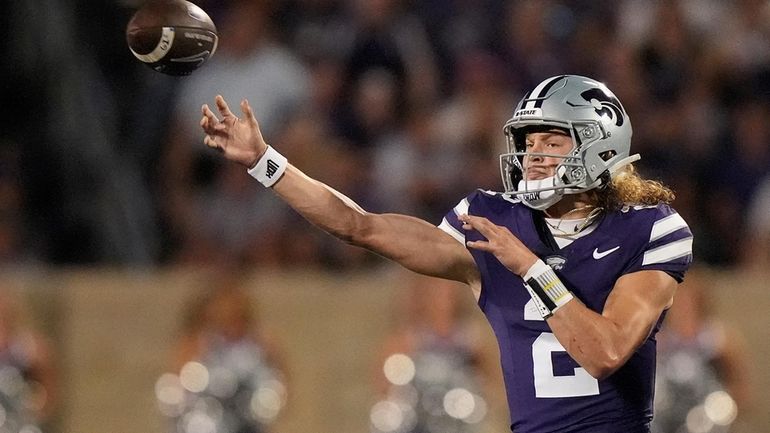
199, 75, 693, 432
155, 276, 287, 433
370, 275, 493, 433
0, 291, 58, 433
652, 268, 752, 433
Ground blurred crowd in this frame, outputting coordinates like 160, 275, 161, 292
2, 0, 770, 269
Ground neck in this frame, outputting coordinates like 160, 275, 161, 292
545, 193, 597, 219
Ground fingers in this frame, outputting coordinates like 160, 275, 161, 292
459, 214, 495, 234
240, 99, 252, 117
240, 99, 260, 128
204, 135, 225, 152
203, 134, 217, 149
465, 239, 491, 252
203, 134, 217, 148
201, 104, 229, 134
460, 215, 506, 261
215, 94, 235, 117
201, 104, 217, 129
202, 103, 218, 121
459, 214, 489, 249
459, 213, 511, 247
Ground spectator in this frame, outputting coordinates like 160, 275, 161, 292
652, 268, 753, 433
156, 273, 288, 433
370, 275, 492, 433
0, 291, 58, 432
161, 0, 310, 265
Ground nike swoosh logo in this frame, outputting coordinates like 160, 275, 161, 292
593, 246, 620, 259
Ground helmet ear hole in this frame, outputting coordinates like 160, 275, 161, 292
599, 150, 616, 161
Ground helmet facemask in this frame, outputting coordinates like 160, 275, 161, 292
500, 122, 607, 210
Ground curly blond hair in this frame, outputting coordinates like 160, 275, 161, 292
596, 164, 675, 211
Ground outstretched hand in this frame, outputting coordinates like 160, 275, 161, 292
459, 214, 538, 276
200, 95, 267, 168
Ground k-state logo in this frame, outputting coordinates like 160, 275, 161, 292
545, 255, 567, 270
514, 108, 542, 118
580, 88, 625, 127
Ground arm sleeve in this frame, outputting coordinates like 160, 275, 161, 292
623, 205, 694, 283
437, 194, 475, 244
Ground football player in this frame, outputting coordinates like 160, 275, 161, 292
199, 75, 693, 433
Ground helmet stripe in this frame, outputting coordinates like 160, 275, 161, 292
532, 75, 567, 108
521, 90, 532, 105
523, 75, 565, 109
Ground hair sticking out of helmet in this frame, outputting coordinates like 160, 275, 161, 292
499, 75, 639, 210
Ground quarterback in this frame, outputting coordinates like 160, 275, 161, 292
199, 75, 693, 432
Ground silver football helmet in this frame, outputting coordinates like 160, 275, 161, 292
500, 75, 639, 210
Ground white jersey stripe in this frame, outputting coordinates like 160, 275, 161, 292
453, 198, 470, 216
642, 237, 693, 266
438, 219, 464, 244
649, 213, 688, 242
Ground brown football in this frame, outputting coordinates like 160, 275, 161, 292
126, 0, 218, 76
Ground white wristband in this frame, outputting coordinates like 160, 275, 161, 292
523, 259, 574, 318
523, 282, 552, 318
247, 146, 288, 187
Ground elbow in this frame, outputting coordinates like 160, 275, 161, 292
584, 350, 623, 380
585, 365, 616, 381
333, 211, 374, 247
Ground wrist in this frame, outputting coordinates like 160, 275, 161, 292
523, 259, 574, 319
519, 256, 540, 277
523, 259, 550, 281
247, 145, 288, 187
249, 146, 269, 169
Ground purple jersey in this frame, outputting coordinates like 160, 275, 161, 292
439, 190, 693, 433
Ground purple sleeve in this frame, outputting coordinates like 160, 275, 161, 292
623, 205, 693, 282
437, 195, 473, 244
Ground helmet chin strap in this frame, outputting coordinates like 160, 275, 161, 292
517, 177, 564, 210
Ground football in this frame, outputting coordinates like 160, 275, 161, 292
126, 0, 218, 76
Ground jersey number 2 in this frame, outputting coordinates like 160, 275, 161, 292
526, 299, 600, 398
